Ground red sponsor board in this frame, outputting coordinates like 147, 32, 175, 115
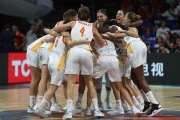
8, 53, 31, 83
8, 53, 79, 84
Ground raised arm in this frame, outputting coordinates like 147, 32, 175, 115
107, 32, 127, 38
93, 27, 105, 46
126, 20, 143, 27
101, 34, 122, 43
52, 21, 75, 33
124, 27, 139, 38
64, 36, 89, 48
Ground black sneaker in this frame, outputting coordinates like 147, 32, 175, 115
142, 101, 152, 113
147, 103, 163, 117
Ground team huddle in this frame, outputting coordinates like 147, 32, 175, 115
26, 4, 163, 119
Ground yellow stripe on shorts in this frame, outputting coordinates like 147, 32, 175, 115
48, 43, 54, 51
127, 45, 134, 54
31, 41, 43, 53
57, 54, 65, 71
67, 48, 72, 60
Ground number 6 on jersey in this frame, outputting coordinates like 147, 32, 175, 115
80, 27, 85, 36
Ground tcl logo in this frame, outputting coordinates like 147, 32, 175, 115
8, 53, 31, 83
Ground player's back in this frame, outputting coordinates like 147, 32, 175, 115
94, 34, 117, 57
49, 36, 69, 69
71, 21, 93, 50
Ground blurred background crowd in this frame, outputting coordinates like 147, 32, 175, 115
0, 0, 180, 53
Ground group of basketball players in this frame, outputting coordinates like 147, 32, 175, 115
26, 4, 163, 120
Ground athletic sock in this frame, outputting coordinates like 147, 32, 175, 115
37, 95, 43, 105
77, 93, 83, 101
146, 91, 158, 104
97, 93, 102, 103
92, 99, 99, 111
136, 95, 144, 105
140, 89, 150, 102
67, 99, 73, 113
39, 99, 49, 111
30, 96, 36, 107
51, 96, 57, 104
132, 96, 140, 106
116, 100, 122, 109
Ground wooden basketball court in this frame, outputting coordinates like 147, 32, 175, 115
0, 83, 180, 120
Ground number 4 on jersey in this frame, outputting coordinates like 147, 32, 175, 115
80, 27, 85, 36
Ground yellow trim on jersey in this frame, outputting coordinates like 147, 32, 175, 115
57, 54, 65, 71
67, 48, 72, 60
31, 41, 43, 53
48, 43, 54, 51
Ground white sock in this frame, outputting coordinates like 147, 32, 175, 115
30, 96, 36, 107
92, 99, 99, 111
51, 96, 57, 104
140, 89, 150, 102
132, 96, 140, 106
116, 100, 122, 109
77, 93, 83, 101
37, 95, 43, 105
146, 91, 158, 104
67, 99, 73, 113
39, 99, 48, 110
106, 91, 111, 99
97, 93, 101, 103
136, 95, 144, 105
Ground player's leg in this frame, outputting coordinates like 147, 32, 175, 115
84, 75, 104, 117
107, 82, 124, 115
131, 66, 163, 116
104, 73, 112, 109
28, 66, 40, 113
37, 64, 50, 105
95, 77, 104, 111
128, 79, 144, 108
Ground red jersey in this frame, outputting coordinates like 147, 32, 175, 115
14, 31, 25, 47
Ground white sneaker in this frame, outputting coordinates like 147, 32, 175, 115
122, 104, 133, 114
104, 98, 112, 109
132, 106, 143, 116
107, 107, 125, 115
50, 103, 64, 113
45, 104, 51, 114
84, 107, 91, 116
63, 105, 67, 110
33, 103, 38, 111
94, 110, 104, 118
63, 112, 72, 120
27, 106, 34, 113
136, 104, 144, 111
75, 100, 82, 109
34, 108, 48, 118
98, 102, 104, 111
72, 107, 83, 116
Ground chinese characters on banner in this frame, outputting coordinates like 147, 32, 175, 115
143, 62, 164, 77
